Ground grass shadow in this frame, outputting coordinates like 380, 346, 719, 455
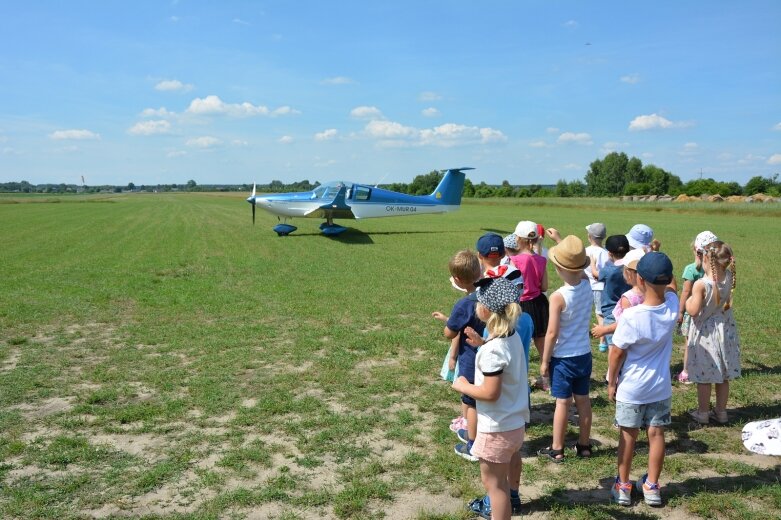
741, 362, 781, 377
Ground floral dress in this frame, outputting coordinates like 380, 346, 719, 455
686, 273, 741, 383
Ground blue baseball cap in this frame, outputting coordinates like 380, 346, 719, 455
477, 233, 505, 258
636, 252, 674, 285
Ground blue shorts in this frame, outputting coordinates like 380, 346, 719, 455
615, 398, 672, 429
550, 352, 592, 399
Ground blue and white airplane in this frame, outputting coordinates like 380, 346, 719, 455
247, 167, 472, 236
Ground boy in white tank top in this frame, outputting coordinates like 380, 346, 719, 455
539, 235, 594, 462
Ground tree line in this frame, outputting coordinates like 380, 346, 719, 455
2, 153, 778, 197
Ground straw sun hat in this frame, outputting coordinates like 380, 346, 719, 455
548, 235, 590, 272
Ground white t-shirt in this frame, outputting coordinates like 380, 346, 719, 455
585, 245, 610, 291
474, 332, 530, 432
612, 291, 679, 404
553, 279, 593, 358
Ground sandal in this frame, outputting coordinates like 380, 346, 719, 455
467, 495, 491, 519
710, 410, 728, 425
574, 443, 593, 458
538, 446, 565, 463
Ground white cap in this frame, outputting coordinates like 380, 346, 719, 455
623, 248, 646, 270
514, 220, 538, 240
694, 231, 718, 252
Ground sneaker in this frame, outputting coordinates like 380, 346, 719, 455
610, 477, 632, 506
467, 495, 491, 519
456, 428, 469, 443
454, 442, 478, 462
599, 343, 608, 352
510, 494, 522, 514
688, 409, 710, 425
710, 409, 728, 424
636, 474, 662, 506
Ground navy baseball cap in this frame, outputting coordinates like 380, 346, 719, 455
477, 233, 505, 258
636, 252, 674, 285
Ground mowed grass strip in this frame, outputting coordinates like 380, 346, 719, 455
0, 193, 779, 519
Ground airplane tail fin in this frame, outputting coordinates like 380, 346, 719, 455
431, 168, 472, 205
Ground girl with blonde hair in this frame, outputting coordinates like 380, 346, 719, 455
685, 241, 740, 425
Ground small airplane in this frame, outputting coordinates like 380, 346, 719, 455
247, 167, 472, 236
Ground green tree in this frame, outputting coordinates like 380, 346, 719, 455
186, 179, 197, 190
408, 170, 443, 195
555, 179, 570, 197
462, 178, 475, 197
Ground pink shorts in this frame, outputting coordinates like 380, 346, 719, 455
471, 427, 525, 464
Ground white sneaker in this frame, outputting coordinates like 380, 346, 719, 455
636, 474, 662, 507
610, 477, 632, 506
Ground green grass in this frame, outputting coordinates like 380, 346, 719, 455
1, 193, 780, 519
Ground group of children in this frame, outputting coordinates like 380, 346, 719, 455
432, 222, 741, 517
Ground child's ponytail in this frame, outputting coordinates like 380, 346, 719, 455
724, 255, 736, 311
706, 241, 735, 310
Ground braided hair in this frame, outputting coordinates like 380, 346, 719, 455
705, 241, 735, 311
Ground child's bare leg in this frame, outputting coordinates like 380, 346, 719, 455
533, 336, 544, 359
574, 394, 592, 449
509, 449, 522, 492
617, 427, 639, 483
715, 381, 729, 413
552, 398, 569, 455
696, 383, 712, 413
480, 460, 511, 520
681, 344, 689, 373
646, 426, 665, 484
466, 405, 477, 441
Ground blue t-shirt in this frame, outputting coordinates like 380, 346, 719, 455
447, 292, 485, 384
599, 264, 631, 318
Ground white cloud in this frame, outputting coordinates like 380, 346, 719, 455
141, 107, 175, 118
365, 120, 418, 140
768, 154, 781, 165
186, 95, 298, 118
128, 120, 171, 135
419, 91, 442, 102
773, 122, 781, 131
321, 76, 353, 85
679, 142, 699, 156
601, 141, 629, 154
529, 140, 549, 148
717, 152, 734, 161
628, 113, 692, 131
315, 129, 338, 141
271, 106, 301, 116
49, 129, 100, 140
233, 18, 250, 25
738, 154, 765, 165
562, 163, 581, 170
186, 136, 221, 148
557, 132, 593, 145
421, 107, 440, 118
546, 127, 559, 134
642, 152, 654, 159
167, 150, 187, 158
620, 73, 641, 84
564, 20, 578, 28
478, 127, 507, 144
231, 139, 248, 147
350, 106, 384, 120
155, 79, 194, 92
278, 135, 294, 144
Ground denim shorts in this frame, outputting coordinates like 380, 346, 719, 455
615, 398, 672, 429
602, 314, 616, 346
550, 352, 592, 399
592, 290, 603, 317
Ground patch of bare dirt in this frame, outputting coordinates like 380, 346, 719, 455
1, 347, 21, 372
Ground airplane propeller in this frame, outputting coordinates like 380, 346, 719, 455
250, 183, 256, 225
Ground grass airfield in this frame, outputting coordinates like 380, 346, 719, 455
1, 192, 780, 519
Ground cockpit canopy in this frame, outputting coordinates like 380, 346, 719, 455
311, 181, 353, 199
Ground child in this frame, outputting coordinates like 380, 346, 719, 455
612, 249, 646, 323
591, 235, 631, 350
533, 223, 549, 259
608, 252, 678, 507
685, 240, 740, 425
538, 235, 594, 462
431, 250, 485, 460
676, 231, 717, 383
510, 221, 549, 387
502, 234, 520, 264
452, 276, 529, 520
584, 223, 610, 351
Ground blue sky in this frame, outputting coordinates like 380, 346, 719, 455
1, 1, 780, 186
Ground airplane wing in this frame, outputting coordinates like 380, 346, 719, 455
304, 185, 356, 219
